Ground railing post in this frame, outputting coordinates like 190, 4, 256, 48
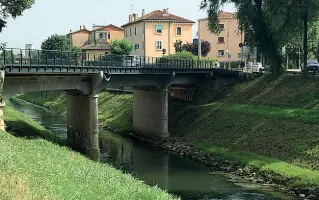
53, 51, 56, 70
2, 49, 6, 67
99, 54, 102, 71
61, 51, 63, 68
10, 49, 14, 65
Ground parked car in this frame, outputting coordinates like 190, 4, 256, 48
301, 60, 319, 72
243, 62, 264, 73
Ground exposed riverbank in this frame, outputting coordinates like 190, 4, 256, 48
1, 104, 178, 200
17, 75, 319, 199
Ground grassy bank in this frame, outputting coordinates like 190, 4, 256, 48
17, 76, 319, 190
1, 105, 178, 200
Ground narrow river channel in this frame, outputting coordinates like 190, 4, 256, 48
9, 98, 297, 200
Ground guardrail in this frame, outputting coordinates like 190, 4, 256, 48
0, 48, 260, 74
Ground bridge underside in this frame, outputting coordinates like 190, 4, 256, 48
1, 70, 240, 160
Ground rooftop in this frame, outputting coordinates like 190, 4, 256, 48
122, 9, 195, 27
199, 11, 236, 21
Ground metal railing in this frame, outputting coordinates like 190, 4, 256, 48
0, 48, 259, 74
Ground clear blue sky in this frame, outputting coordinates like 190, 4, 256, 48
0, 0, 235, 49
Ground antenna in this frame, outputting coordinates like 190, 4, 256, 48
130, 4, 133, 14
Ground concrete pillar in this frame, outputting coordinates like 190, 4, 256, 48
67, 93, 100, 161
133, 89, 169, 139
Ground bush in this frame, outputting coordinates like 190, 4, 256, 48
110, 40, 134, 55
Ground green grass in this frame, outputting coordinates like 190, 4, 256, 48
4, 105, 63, 145
1, 106, 178, 200
193, 142, 319, 187
16, 91, 67, 115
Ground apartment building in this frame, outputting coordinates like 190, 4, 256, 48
67, 24, 124, 59
122, 8, 195, 57
199, 11, 243, 62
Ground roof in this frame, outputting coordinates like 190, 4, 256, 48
81, 43, 110, 50
67, 29, 90, 35
199, 11, 236, 21
94, 24, 124, 32
122, 10, 195, 27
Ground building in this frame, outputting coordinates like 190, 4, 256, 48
67, 25, 91, 48
199, 11, 244, 62
122, 9, 195, 57
67, 24, 124, 59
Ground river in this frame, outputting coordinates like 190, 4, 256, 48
9, 98, 296, 200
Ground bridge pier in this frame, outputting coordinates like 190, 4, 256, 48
133, 88, 169, 139
67, 93, 100, 161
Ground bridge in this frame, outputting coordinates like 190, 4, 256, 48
0, 48, 247, 160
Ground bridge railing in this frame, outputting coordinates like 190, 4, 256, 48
1, 48, 252, 73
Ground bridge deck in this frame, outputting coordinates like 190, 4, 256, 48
1, 48, 245, 76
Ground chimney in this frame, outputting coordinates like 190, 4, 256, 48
132, 14, 136, 21
83, 25, 86, 29
163, 8, 169, 13
142, 9, 145, 17
70, 30, 72, 33
80, 25, 82, 30
129, 14, 132, 22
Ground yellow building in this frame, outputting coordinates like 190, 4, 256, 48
199, 11, 244, 62
122, 9, 195, 57
67, 24, 124, 60
67, 25, 90, 48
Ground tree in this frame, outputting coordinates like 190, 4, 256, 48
183, 40, 211, 57
41, 34, 80, 59
200, 0, 319, 78
0, 0, 35, 32
110, 40, 134, 55
174, 40, 184, 53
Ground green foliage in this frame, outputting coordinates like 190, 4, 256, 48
1, 107, 178, 200
41, 34, 80, 59
163, 51, 196, 60
110, 40, 134, 55
0, 0, 35, 32
174, 40, 184, 53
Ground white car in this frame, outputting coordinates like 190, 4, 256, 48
243, 62, 264, 73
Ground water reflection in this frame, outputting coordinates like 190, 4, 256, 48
9, 98, 295, 200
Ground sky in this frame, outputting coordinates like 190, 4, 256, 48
0, 0, 235, 49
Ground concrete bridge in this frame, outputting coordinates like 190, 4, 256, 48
0, 48, 246, 160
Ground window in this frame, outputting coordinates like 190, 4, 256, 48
176, 27, 182, 36
98, 32, 107, 39
218, 50, 225, 56
135, 44, 140, 50
130, 28, 132, 36
156, 41, 162, 50
135, 27, 137, 35
218, 24, 225, 31
218, 37, 225, 43
126, 30, 128, 37
108, 33, 110, 39
155, 24, 162, 34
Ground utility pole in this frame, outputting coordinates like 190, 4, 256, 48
198, 19, 201, 59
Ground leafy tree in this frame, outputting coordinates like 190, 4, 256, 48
183, 40, 211, 57
200, 0, 319, 78
0, 0, 35, 32
41, 34, 80, 59
174, 40, 184, 53
110, 40, 134, 55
